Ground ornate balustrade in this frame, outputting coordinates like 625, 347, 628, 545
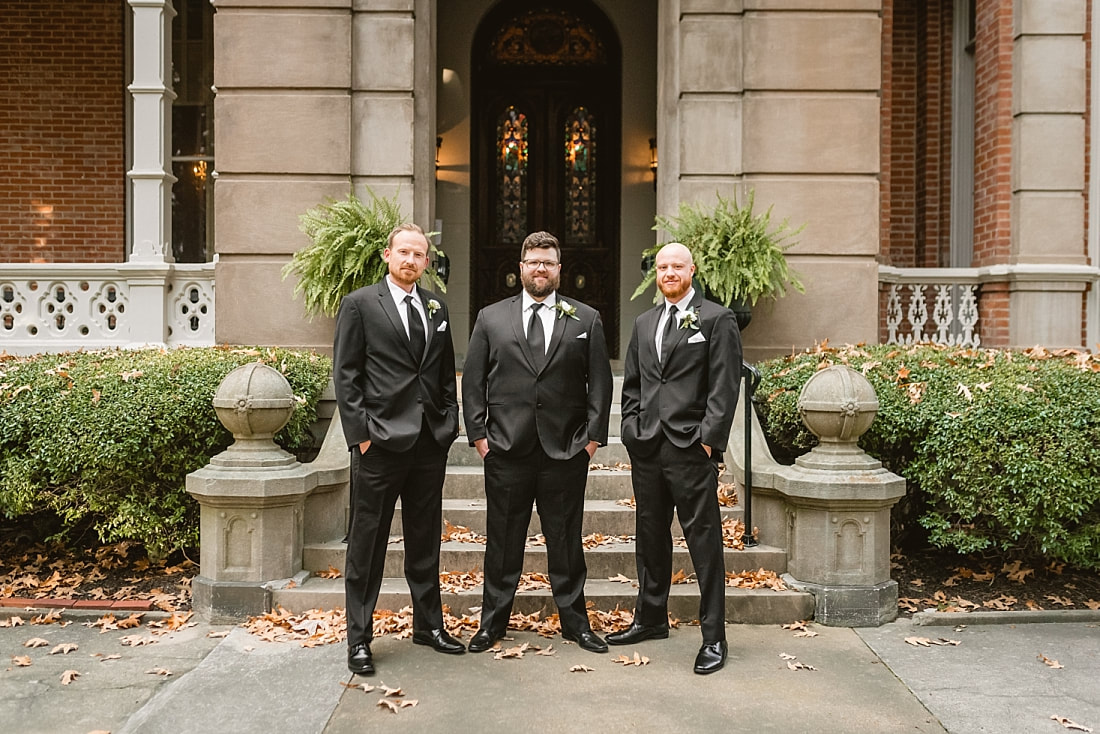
0, 262, 214, 354
878, 266, 981, 348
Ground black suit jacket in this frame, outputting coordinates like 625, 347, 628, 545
462, 294, 613, 460
333, 279, 459, 453
620, 292, 742, 458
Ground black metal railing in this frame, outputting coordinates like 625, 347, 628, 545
741, 362, 761, 547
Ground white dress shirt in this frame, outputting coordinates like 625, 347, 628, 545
655, 287, 694, 357
386, 276, 428, 340
521, 290, 556, 354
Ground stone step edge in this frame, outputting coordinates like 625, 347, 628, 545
304, 539, 784, 556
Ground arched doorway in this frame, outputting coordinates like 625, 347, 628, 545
471, 1, 622, 357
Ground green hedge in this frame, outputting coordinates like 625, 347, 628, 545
0, 347, 332, 557
756, 343, 1100, 570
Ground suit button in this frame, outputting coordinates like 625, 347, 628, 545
661, 378, 667, 384
417, 397, 423, 403
536, 403, 543, 408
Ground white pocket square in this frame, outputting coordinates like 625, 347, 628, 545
436, 320, 448, 332
687, 332, 706, 344
576, 332, 588, 339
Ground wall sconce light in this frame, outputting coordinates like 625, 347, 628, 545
648, 137, 658, 190
436, 136, 443, 171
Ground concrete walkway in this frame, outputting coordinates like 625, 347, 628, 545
3, 609, 1098, 734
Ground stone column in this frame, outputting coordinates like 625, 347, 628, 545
776, 365, 906, 627
125, 0, 175, 347
350, 0, 435, 223
1009, 1, 1089, 347
187, 363, 310, 622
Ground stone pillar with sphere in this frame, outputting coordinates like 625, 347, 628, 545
774, 365, 907, 627
186, 362, 315, 622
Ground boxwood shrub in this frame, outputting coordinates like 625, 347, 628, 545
756, 343, 1100, 570
0, 346, 332, 557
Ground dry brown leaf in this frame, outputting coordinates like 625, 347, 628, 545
119, 634, 157, 647
1, 616, 26, 628
794, 630, 819, 638
494, 642, 529, 660
786, 660, 816, 671
206, 630, 230, 639
50, 643, 79, 655
60, 669, 79, 685
612, 652, 649, 667
782, 621, 809, 631
535, 645, 556, 656
11, 655, 32, 667
607, 573, 633, 584
317, 565, 342, 579
377, 699, 401, 714
670, 569, 695, 585
570, 664, 594, 672
1050, 715, 1092, 732
905, 636, 932, 647
779, 653, 797, 660
1002, 561, 1034, 584
1038, 654, 1065, 670
145, 667, 173, 677
1085, 600, 1100, 611
98, 654, 122, 662
23, 637, 49, 648
1045, 595, 1074, 607
31, 610, 63, 625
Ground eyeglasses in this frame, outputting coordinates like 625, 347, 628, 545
521, 259, 560, 270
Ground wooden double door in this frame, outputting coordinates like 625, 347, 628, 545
471, 3, 621, 357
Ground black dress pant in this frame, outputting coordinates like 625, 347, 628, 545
345, 423, 447, 646
629, 437, 726, 643
478, 444, 591, 636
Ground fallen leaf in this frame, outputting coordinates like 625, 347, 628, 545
535, 645, 556, 656
119, 634, 157, 647
23, 638, 49, 648
781, 621, 809, 631
786, 660, 816, 671
905, 636, 932, 647
1050, 715, 1092, 732
1002, 561, 1034, 584
377, 699, 401, 714
1085, 600, 1100, 611
12, 655, 32, 667
607, 573, 633, 584
612, 652, 649, 667
318, 565, 343, 579
206, 630, 230, 639
570, 664, 594, 672
98, 654, 122, 662
60, 669, 80, 685
1038, 654, 1065, 670
794, 630, 819, 638
381, 684, 403, 697
50, 643, 79, 655
779, 653, 797, 660
145, 667, 173, 677
1045, 595, 1074, 608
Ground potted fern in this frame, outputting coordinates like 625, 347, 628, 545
282, 190, 446, 318
633, 190, 804, 329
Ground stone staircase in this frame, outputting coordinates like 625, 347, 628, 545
273, 375, 814, 624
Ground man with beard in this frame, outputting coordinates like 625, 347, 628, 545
608, 242, 742, 675
333, 223, 464, 676
462, 230, 613, 654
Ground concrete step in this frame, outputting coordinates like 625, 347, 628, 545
446, 436, 631, 467
303, 539, 787, 578
392, 499, 744, 537
443, 466, 635, 500
271, 576, 814, 625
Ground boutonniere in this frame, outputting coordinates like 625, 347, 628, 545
555, 300, 580, 321
426, 299, 441, 318
679, 306, 700, 330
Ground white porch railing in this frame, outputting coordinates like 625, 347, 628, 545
0, 262, 215, 354
879, 266, 980, 348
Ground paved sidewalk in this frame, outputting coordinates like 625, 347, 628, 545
3, 608, 1099, 734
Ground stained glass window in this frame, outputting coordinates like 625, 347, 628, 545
564, 107, 596, 244
496, 106, 528, 244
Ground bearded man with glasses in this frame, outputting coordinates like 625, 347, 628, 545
462, 230, 613, 654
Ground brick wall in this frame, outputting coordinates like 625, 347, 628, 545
0, 1, 126, 264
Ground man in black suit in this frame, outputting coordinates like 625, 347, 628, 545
609, 242, 742, 675
462, 231, 613, 654
333, 223, 465, 676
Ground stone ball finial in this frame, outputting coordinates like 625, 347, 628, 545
212, 362, 296, 441
797, 365, 879, 445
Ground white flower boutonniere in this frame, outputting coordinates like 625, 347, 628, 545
555, 300, 580, 321
679, 306, 700, 330
426, 299, 441, 318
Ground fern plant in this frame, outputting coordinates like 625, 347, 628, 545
283, 190, 445, 318
634, 190, 804, 308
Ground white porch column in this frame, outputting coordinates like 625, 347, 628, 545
126, 0, 175, 347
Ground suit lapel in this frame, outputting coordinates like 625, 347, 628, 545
662, 293, 702, 367
641, 305, 662, 371
377, 281, 420, 365
543, 297, 567, 367
510, 296, 541, 372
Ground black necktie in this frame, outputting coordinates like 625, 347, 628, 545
405, 294, 425, 362
660, 304, 677, 363
527, 302, 545, 369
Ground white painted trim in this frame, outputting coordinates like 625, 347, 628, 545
879, 263, 1100, 284
1089, 0, 1100, 347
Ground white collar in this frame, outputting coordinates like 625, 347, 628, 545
522, 290, 556, 312
386, 276, 418, 305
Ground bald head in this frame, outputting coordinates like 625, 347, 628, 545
654, 242, 695, 302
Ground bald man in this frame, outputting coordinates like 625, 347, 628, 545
609, 242, 742, 674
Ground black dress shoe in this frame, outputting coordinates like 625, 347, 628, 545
563, 629, 609, 653
412, 628, 466, 655
347, 642, 374, 675
693, 640, 727, 675
606, 622, 670, 646
467, 628, 502, 653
